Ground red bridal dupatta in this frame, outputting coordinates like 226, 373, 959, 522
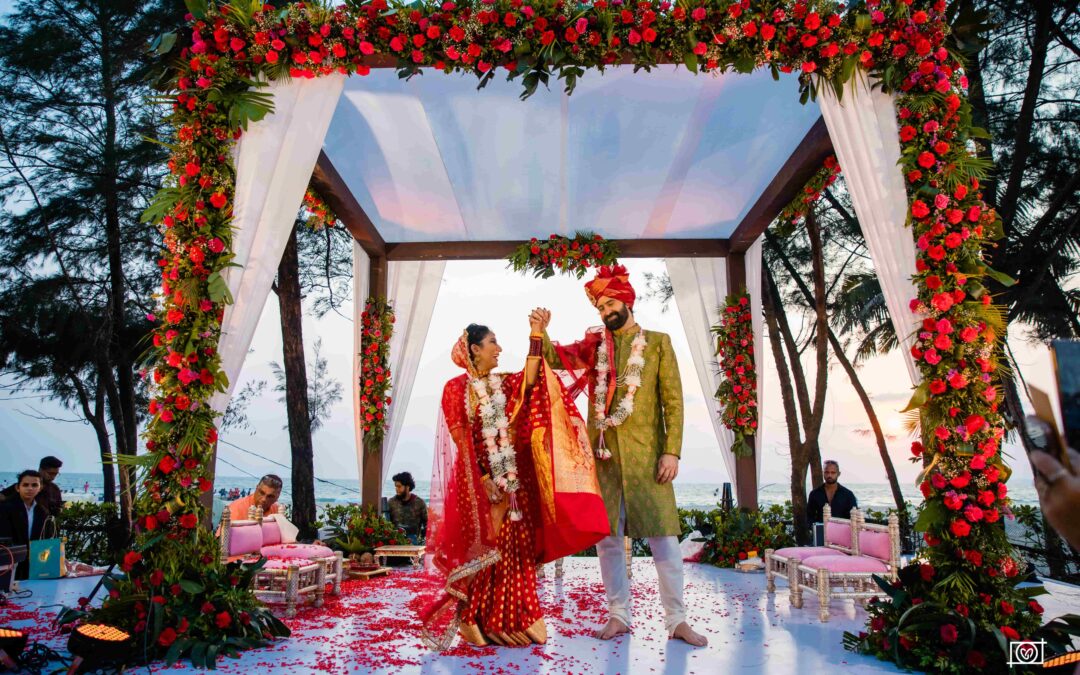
421, 341, 608, 650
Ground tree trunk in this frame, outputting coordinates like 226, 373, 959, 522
791, 448, 811, 546
69, 370, 117, 504
997, 0, 1053, 236
97, 3, 138, 525
768, 232, 907, 523
277, 227, 317, 539
99, 360, 133, 530
957, 0, 997, 206
763, 267, 811, 544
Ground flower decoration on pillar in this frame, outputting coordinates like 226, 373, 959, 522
360, 297, 394, 454
714, 291, 757, 457
508, 232, 619, 279
100, 0, 1041, 668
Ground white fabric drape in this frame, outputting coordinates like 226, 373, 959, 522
209, 75, 347, 414
380, 261, 446, 480
819, 74, 920, 385
351, 242, 371, 488
744, 238, 765, 484
665, 258, 738, 490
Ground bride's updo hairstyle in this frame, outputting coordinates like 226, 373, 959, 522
465, 324, 491, 361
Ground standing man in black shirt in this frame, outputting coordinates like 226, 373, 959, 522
807, 460, 858, 525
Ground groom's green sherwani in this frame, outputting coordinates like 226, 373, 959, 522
543, 326, 683, 538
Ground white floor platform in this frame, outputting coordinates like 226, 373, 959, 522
3, 558, 1078, 674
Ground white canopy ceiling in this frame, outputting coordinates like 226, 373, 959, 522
321, 65, 821, 243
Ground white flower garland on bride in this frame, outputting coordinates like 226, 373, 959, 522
593, 328, 647, 459
469, 372, 522, 521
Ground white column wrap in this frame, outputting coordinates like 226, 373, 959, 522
665, 258, 738, 491
209, 74, 346, 414
380, 261, 446, 480
818, 74, 920, 385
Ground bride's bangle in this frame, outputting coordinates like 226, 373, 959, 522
529, 335, 543, 356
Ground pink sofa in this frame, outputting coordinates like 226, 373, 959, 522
793, 508, 900, 622
765, 504, 859, 598
218, 510, 344, 617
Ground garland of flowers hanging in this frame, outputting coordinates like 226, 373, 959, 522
713, 291, 757, 457
360, 297, 394, 453
777, 154, 841, 229
94, 0, 1047, 668
301, 187, 337, 231
508, 232, 619, 279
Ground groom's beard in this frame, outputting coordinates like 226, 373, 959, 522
602, 306, 630, 331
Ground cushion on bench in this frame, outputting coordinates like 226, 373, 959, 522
772, 546, 846, 561
801, 554, 889, 574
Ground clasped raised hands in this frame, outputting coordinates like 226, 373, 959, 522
529, 307, 551, 334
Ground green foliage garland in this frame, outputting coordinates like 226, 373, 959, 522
94, 0, 1039, 669
508, 232, 619, 279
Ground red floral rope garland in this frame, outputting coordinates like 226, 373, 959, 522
777, 154, 841, 229
360, 297, 394, 454
95, 0, 1038, 669
714, 291, 757, 457
508, 232, 619, 279
301, 188, 337, 231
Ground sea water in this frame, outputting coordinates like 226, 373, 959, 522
7, 472, 1040, 512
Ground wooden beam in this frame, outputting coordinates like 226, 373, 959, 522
384, 238, 728, 261
310, 151, 386, 258
728, 117, 833, 254
726, 252, 758, 511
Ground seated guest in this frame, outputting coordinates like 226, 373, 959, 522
0, 456, 64, 517
0, 470, 49, 580
227, 474, 283, 521
387, 472, 427, 544
807, 460, 858, 524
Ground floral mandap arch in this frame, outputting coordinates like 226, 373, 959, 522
73, 0, 1051, 671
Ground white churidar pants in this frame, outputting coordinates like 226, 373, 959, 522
596, 500, 686, 633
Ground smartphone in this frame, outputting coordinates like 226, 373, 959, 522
1052, 340, 1080, 454
1027, 384, 1072, 473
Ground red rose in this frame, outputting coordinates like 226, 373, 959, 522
158, 627, 178, 647
158, 455, 177, 475
917, 151, 936, 168
215, 611, 232, 629
179, 513, 199, 529
919, 563, 934, 581
950, 519, 971, 537
966, 651, 986, 668
940, 623, 958, 644
209, 192, 227, 209
911, 200, 930, 218
122, 551, 142, 571
760, 23, 776, 40
1000, 625, 1020, 641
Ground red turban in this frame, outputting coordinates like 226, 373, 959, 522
584, 264, 636, 309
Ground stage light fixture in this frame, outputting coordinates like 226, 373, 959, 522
66, 623, 132, 674
0, 627, 27, 670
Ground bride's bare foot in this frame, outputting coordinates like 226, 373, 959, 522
595, 617, 630, 640
670, 621, 707, 647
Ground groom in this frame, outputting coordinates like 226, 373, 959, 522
531, 265, 707, 647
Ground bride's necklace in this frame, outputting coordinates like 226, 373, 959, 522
467, 371, 522, 521
593, 327, 647, 459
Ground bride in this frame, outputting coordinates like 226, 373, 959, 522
421, 318, 608, 649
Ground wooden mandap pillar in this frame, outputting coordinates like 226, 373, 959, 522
361, 255, 388, 510
726, 252, 759, 511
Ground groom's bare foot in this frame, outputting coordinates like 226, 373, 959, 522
595, 617, 630, 640
670, 622, 708, 647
